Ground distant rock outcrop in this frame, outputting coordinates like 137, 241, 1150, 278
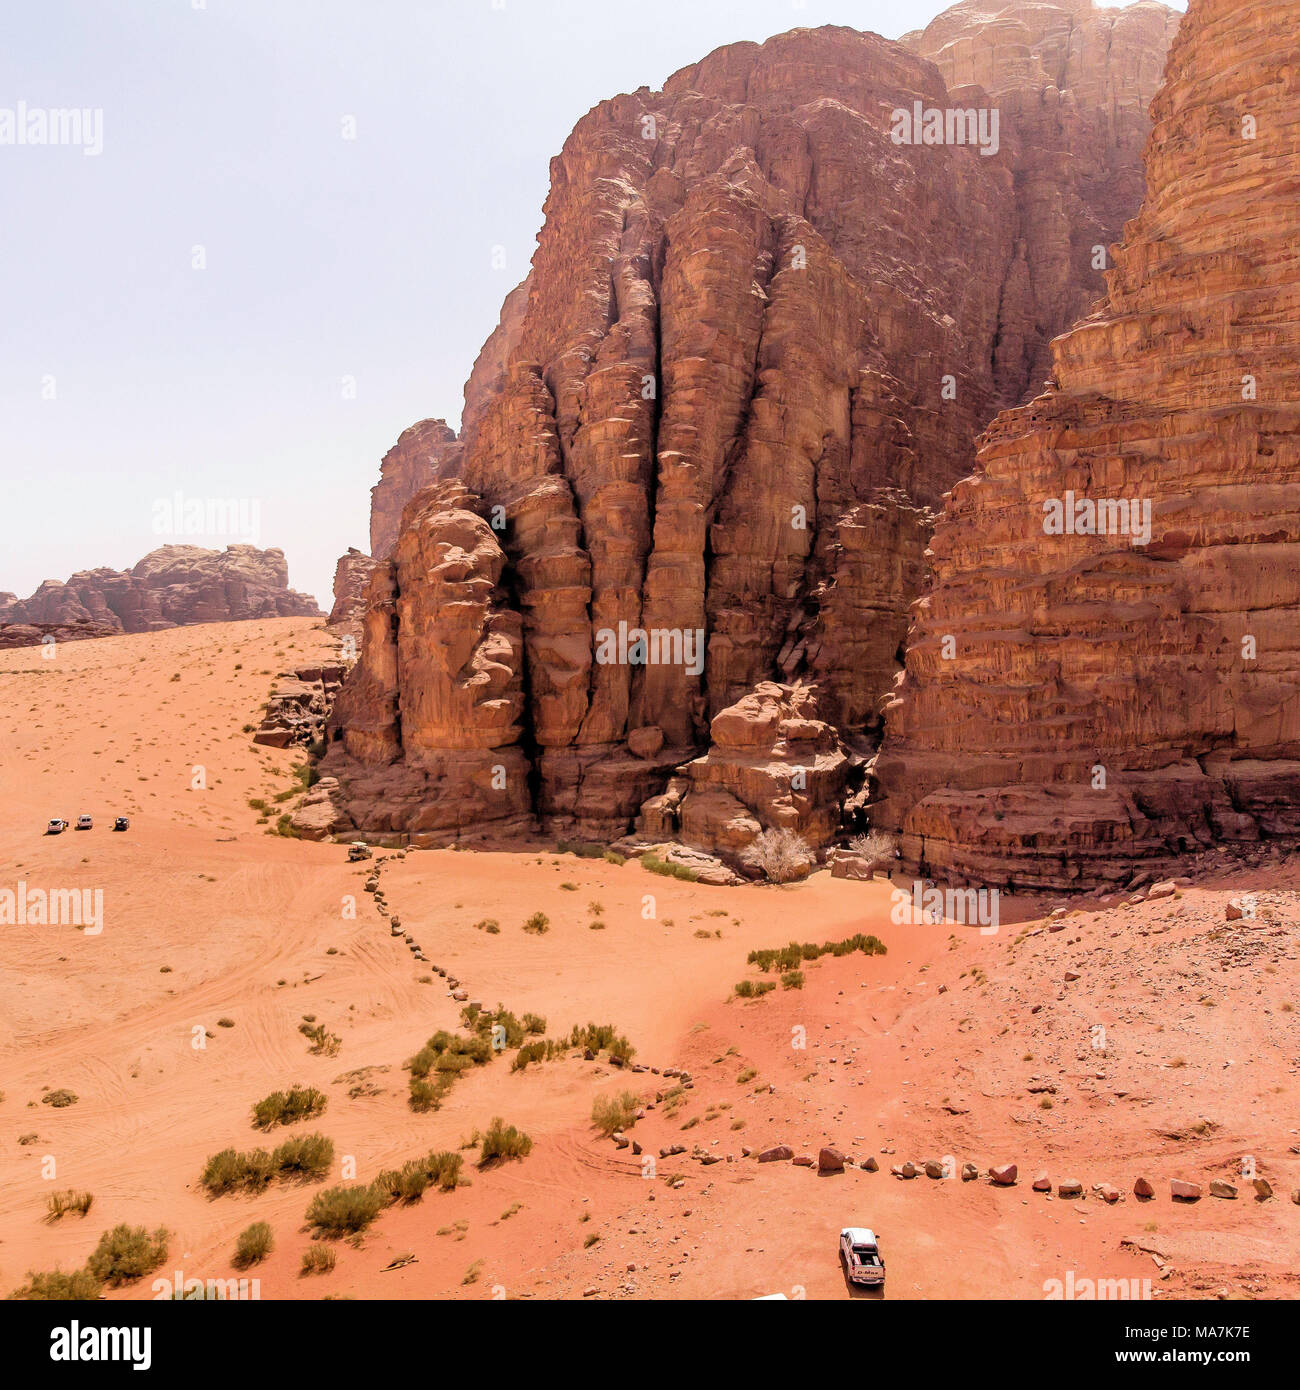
326, 548, 379, 637
0, 546, 319, 644
312, 1, 1179, 852
873, 0, 1300, 890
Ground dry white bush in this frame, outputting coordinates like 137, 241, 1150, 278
848, 829, 900, 863
741, 827, 816, 883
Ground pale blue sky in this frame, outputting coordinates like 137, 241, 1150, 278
1, 0, 1183, 608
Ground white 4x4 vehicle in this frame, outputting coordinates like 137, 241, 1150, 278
75, 814, 93, 830
840, 1228, 885, 1288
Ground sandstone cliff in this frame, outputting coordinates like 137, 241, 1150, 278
0, 546, 320, 641
326, 547, 379, 636
874, 0, 1300, 890
315, 1, 1179, 855
368, 419, 461, 561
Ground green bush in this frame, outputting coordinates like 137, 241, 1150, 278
300, 1245, 336, 1276
567, 1022, 636, 1061
252, 1084, 327, 1130
6, 1267, 103, 1300
640, 853, 699, 881
747, 933, 887, 973
375, 1150, 463, 1203
201, 1133, 332, 1195
591, 1091, 639, 1136
305, 1184, 385, 1237
86, 1224, 170, 1285
476, 1117, 533, 1165
233, 1222, 274, 1268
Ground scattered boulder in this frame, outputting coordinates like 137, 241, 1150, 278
757, 1145, 794, 1164
990, 1164, 1018, 1186
1209, 1179, 1237, 1200
1134, 1176, 1155, 1198
817, 1147, 846, 1174
1170, 1179, 1202, 1201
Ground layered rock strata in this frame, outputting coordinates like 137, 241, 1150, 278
873, 0, 1300, 890
319, 2, 1178, 849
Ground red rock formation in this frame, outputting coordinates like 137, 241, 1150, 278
326, 547, 378, 636
368, 419, 460, 560
638, 683, 850, 861
0, 620, 121, 650
0, 546, 320, 637
323, 2, 1177, 849
874, 0, 1300, 890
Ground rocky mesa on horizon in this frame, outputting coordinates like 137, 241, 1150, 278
0, 544, 321, 647
305, 0, 1185, 864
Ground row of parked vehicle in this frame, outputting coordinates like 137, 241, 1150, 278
46, 815, 129, 834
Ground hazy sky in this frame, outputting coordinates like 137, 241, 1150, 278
2, 0, 1184, 608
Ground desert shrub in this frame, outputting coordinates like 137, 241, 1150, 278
7, 1267, 102, 1300
300, 1246, 336, 1276
270, 1132, 334, 1181
409, 1030, 493, 1081
591, 1091, 639, 1136
45, 1190, 94, 1220
86, 1224, 170, 1285
476, 1117, 533, 1165
555, 841, 609, 859
473, 918, 500, 933
747, 933, 886, 973
42, 1089, 78, 1108
847, 829, 899, 865
734, 979, 776, 999
305, 1183, 384, 1237
409, 1076, 452, 1112
252, 1084, 327, 1130
603, 849, 626, 866
201, 1134, 331, 1195
463, 1005, 531, 1051
521, 1012, 547, 1035
567, 1022, 636, 1062
511, 1039, 562, 1071
233, 1221, 274, 1268
298, 1022, 341, 1056
640, 853, 698, 882
522, 912, 549, 934
741, 827, 815, 884
781, 970, 805, 990
375, 1150, 463, 1203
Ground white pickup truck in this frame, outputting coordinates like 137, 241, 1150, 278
840, 1228, 886, 1288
